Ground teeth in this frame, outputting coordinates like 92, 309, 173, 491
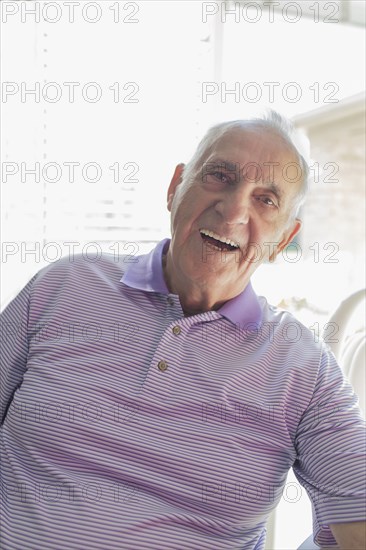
200, 229, 239, 248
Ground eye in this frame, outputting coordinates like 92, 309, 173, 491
255, 195, 278, 208
209, 171, 233, 184
215, 171, 229, 182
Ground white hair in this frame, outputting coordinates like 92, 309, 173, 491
183, 110, 310, 217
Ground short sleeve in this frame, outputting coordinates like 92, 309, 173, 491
0, 276, 37, 424
293, 345, 366, 547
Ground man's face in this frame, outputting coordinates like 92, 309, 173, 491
165, 127, 302, 302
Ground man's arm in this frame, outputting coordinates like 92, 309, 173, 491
0, 276, 36, 424
329, 521, 366, 549
293, 346, 366, 548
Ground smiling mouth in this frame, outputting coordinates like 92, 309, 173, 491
199, 229, 240, 253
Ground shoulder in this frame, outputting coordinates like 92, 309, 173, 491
26, 251, 134, 315
256, 297, 336, 397
258, 296, 323, 352
33, 251, 130, 286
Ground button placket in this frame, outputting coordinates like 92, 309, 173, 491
141, 317, 197, 399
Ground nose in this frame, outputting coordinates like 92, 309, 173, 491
214, 187, 250, 225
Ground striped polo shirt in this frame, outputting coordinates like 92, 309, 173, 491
1, 238, 365, 549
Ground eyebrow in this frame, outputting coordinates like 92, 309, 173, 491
203, 159, 239, 173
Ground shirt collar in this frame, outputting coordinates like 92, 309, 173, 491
121, 238, 262, 328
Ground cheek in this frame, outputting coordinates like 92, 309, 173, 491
175, 194, 201, 224
171, 202, 197, 240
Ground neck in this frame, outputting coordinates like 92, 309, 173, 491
162, 253, 244, 315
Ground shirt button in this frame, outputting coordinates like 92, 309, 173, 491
167, 296, 174, 305
157, 360, 168, 372
172, 325, 181, 336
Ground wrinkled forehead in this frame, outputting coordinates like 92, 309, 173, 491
210, 127, 297, 166
201, 127, 301, 186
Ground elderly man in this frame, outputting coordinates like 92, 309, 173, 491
1, 113, 365, 549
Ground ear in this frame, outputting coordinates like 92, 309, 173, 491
270, 218, 302, 261
167, 163, 185, 212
